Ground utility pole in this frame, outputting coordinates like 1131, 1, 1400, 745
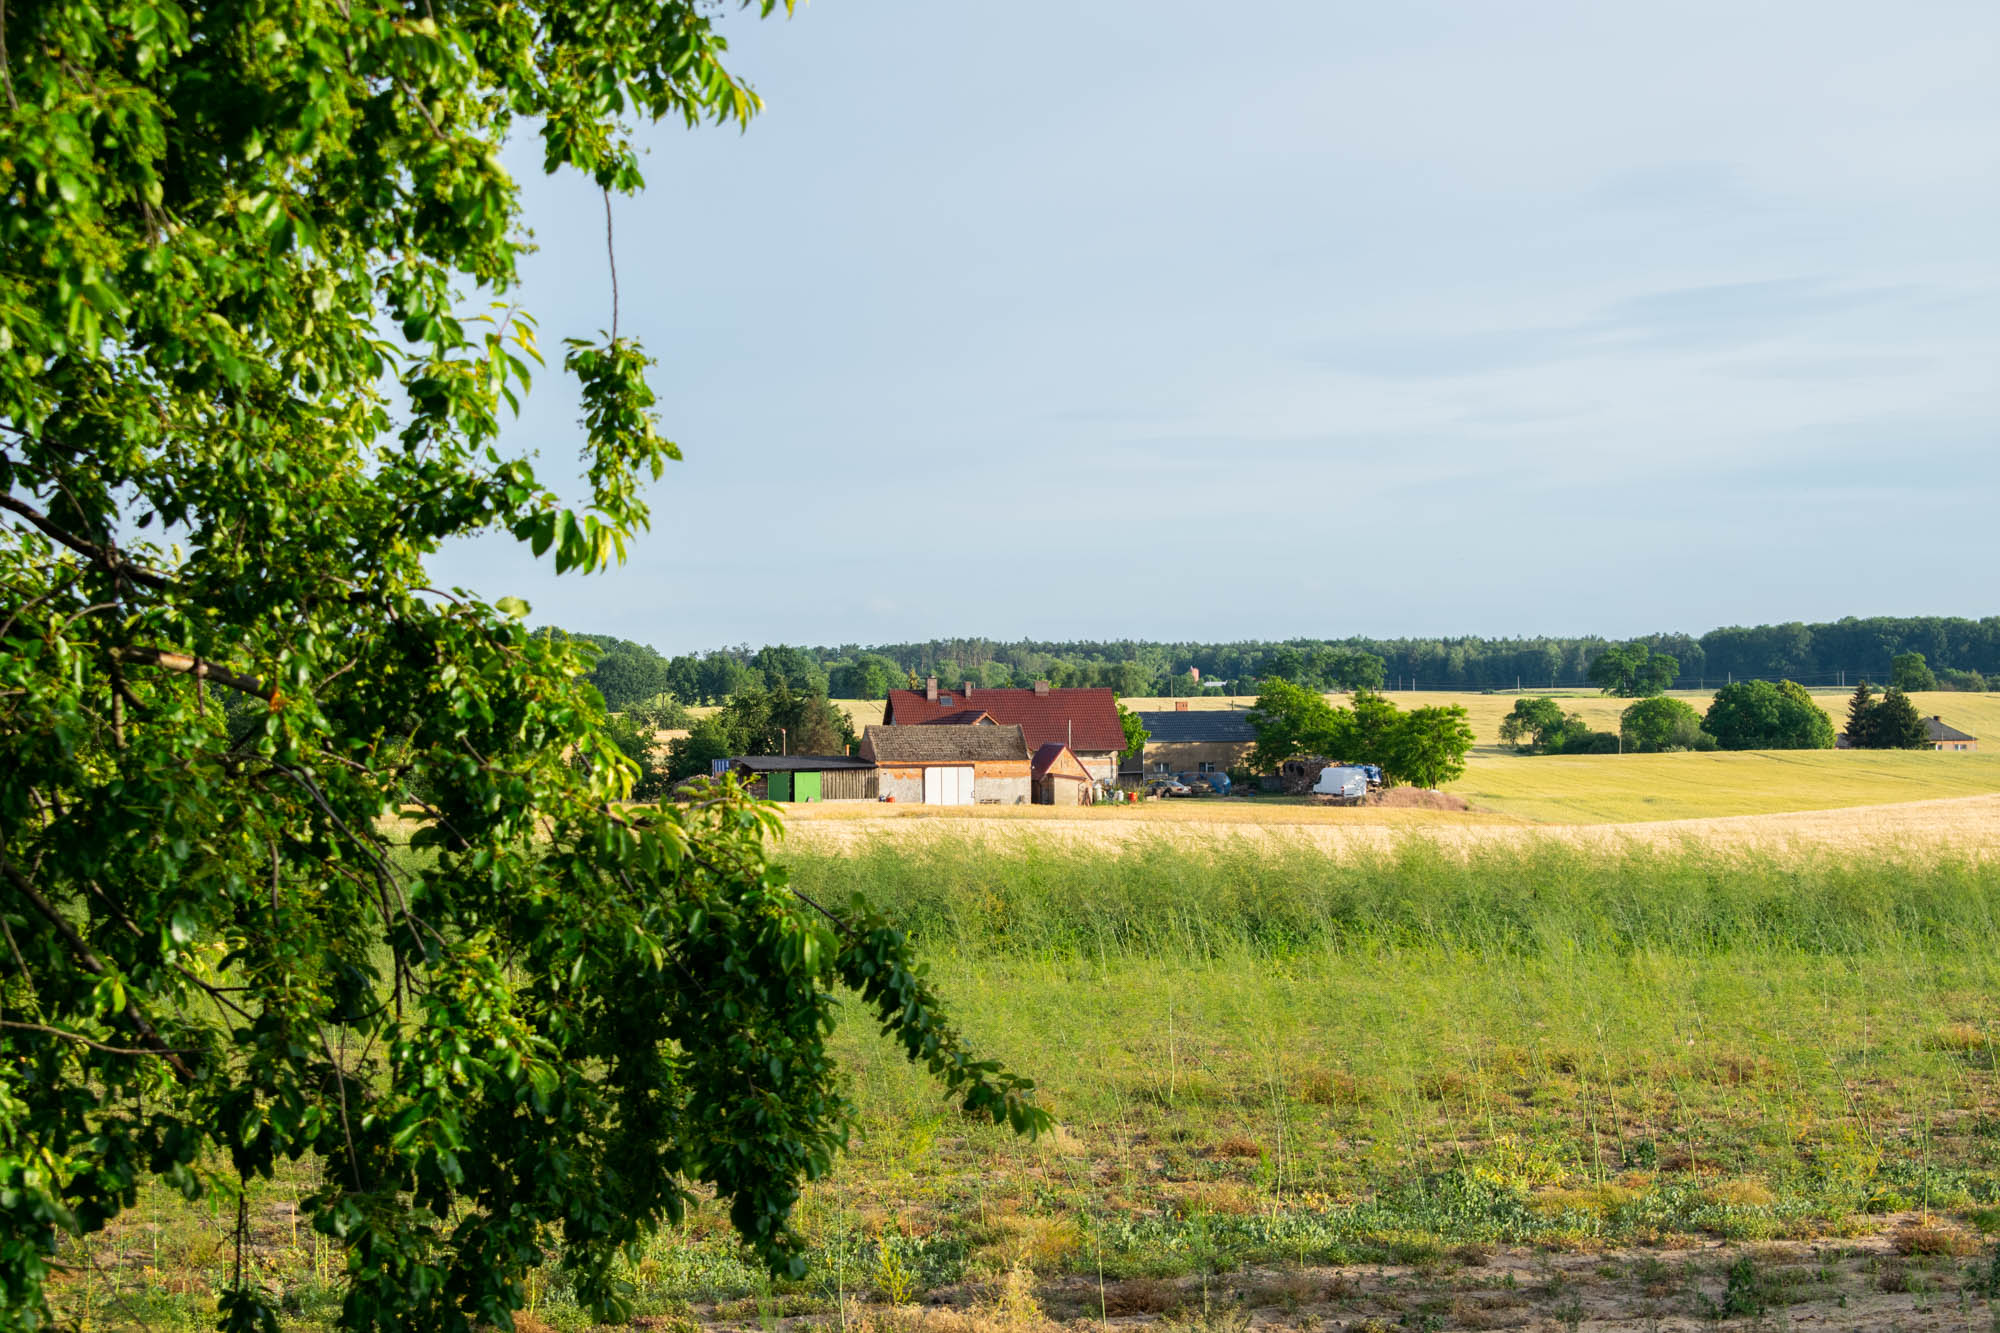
780, 727, 787, 756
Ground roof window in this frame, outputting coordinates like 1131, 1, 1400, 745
939, 694, 954, 705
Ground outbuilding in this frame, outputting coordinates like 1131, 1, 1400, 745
1031, 742, 1093, 805
860, 724, 1032, 805
715, 754, 878, 801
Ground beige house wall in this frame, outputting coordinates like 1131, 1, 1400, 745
1141, 740, 1253, 775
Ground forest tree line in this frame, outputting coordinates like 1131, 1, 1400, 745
566, 616, 2000, 711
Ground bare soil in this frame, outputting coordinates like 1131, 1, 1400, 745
679, 1225, 2000, 1333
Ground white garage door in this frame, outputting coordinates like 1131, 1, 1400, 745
921, 766, 975, 805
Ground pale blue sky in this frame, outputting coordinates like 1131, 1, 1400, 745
429, 1, 2000, 654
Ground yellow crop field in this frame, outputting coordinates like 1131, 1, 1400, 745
1454, 747, 2000, 822
1119, 688, 2000, 752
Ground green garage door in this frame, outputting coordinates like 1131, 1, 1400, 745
767, 771, 793, 801
794, 771, 821, 802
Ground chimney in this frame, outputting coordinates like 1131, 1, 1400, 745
1176, 701, 1189, 712
1034, 680, 1051, 696
962, 681, 975, 698
925, 676, 938, 702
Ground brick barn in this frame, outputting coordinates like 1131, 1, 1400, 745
860, 723, 1032, 804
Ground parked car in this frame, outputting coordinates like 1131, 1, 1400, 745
1175, 771, 1231, 796
1146, 777, 1192, 798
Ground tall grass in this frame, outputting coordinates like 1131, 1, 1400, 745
783, 835, 2000, 959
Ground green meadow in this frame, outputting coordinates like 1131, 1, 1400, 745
59, 837, 2000, 1328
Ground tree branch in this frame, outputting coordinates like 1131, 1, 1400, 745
113, 645, 271, 700
0, 1019, 200, 1058
0, 855, 196, 1082
0, 494, 173, 591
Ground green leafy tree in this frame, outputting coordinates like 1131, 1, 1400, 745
1703, 681, 1836, 750
1586, 643, 1679, 697
695, 653, 759, 704
828, 653, 904, 700
0, 4, 1044, 1329
1245, 679, 1352, 772
1118, 703, 1150, 762
666, 716, 738, 783
1385, 705, 1475, 788
1891, 651, 1938, 693
1346, 688, 1404, 767
579, 633, 672, 710
1619, 696, 1709, 753
753, 643, 829, 696
1868, 686, 1930, 749
1498, 696, 1586, 752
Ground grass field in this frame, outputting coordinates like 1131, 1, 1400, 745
59, 840, 2000, 1330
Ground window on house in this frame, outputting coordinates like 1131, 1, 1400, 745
939, 694, 954, 705
1198, 761, 1218, 773
1152, 762, 1169, 773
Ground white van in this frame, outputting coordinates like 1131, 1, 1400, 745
1312, 766, 1370, 803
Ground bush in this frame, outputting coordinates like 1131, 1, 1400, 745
1553, 730, 1621, 754
1620, 696, 1709, 753
1704, 680, 1835, 750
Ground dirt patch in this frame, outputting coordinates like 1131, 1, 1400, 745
1365, 787, 1470, 811
695, 1227, 2000, 1333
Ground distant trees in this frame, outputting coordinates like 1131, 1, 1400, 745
1246, 681, 1473, 787
1844, 682, 1929, 749
1587, 643, 1679, 697
753, 644, 830, 696
666, 686, 858, 781
827, 653, 905, 699
1619, 696, 1712, 753
549, 614, 2000, 710
1703, 681, 1835, 750
1891, 651, 1938, 693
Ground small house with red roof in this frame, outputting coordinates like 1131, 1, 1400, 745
884, 678, 1127, 787
1031, 743, 1093, 806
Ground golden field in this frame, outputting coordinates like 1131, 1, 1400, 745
1120, 687, 2000, 754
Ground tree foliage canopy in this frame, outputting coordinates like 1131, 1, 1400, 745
1245, 682, 1472, 787
0, 2, 1043, 1328
1587, 643, 1678, 697
1844, 682, 1929, 750
1702, 681, 1836, 751
1618, 696, 1710, 753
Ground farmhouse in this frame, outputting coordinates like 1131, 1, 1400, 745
884, 679, 1126, 785
1926, 716, 1978, 751
1125, 704, 1257, 779
713, 754, 877, 801
860, 723, 1032, 804
1031, 742, 1093, 805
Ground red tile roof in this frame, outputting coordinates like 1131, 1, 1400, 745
884, 688, 1126, 753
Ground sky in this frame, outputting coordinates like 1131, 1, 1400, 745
426, 1, 2000, 655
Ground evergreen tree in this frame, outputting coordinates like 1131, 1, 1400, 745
1871, 687, 1931, 749
1844, 681, 1879, 749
